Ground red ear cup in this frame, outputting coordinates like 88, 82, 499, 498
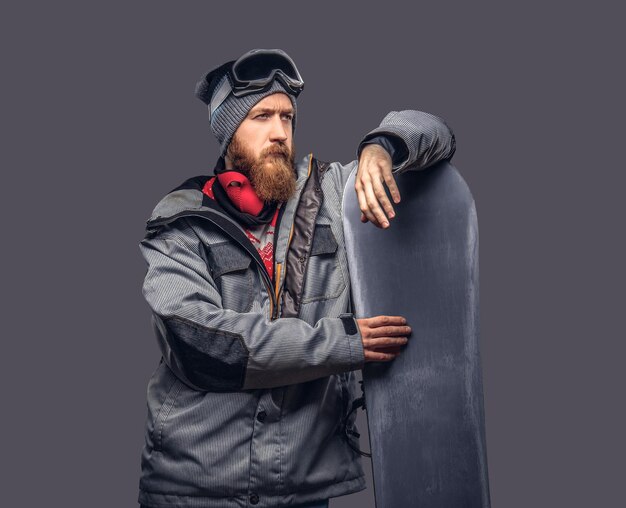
216, 172, 264, 216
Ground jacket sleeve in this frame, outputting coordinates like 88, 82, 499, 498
356, 110, 456, 173
139, 225, 365, 392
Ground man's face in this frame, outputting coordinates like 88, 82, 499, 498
225, 93, 297, 203
232, 93, 294, 158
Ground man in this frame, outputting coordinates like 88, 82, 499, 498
138, 49, 456, 508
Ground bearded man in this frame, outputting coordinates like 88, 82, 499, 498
138, 49, 456, 508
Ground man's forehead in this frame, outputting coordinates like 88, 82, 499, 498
249, 93, 294, 114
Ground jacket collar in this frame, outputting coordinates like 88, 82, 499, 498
146, 154, 313, 229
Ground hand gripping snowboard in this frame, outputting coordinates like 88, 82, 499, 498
342, 161, 491, 508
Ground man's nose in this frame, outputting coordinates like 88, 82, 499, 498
269, 116, 288, 142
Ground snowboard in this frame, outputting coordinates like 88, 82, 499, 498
342, 161, 491, 507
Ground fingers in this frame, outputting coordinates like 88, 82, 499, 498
364, 350, 399, 362
372, 171, 396, 220
363, 341, 407, 363
364, 177, 390, 228
355, 180, 377, 225
367, 324, 412, 338
355, 146, 399, 229
382, 166, 401, 204
361, 315, 407, 327
357, 169, 391, 227
362, 336, 408, 349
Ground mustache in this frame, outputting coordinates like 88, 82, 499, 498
261, 143, 290, 159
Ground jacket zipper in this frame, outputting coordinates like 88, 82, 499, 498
274, 223, 295, 317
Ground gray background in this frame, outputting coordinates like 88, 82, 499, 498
2, 1, 624, 506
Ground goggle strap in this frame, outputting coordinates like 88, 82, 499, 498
209, 78, 233, 121
232, 70, 301, 95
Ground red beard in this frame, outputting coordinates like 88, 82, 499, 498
226, 136, 297, 203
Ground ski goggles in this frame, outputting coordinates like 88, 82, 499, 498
210, 49, 304, 119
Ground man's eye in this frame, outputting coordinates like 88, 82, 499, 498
256, 113, 269, 119
283, 114, 293, 121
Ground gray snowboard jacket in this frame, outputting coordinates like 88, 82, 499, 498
138, 110, 456, 508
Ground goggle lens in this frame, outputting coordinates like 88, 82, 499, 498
233, 52, 301, 83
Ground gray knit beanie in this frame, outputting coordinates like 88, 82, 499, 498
196, 68, 298, 157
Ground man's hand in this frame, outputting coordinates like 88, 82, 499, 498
355, 143, 401, 228
356, 315, 411, 362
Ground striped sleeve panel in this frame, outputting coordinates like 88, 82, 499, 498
357, 110, 456, 173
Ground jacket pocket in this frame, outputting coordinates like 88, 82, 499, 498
206, 241, 254, 312
146, 361, 183, 453
302, 225, 345, 303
